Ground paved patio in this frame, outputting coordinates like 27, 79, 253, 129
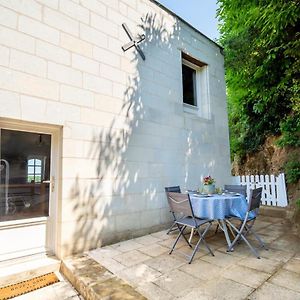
84, 215, 300, 300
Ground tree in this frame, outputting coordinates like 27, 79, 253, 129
217, 0, 300, 158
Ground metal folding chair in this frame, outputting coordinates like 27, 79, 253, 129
224, 184, 247, 197
215, 185, 248, 235
226, 187, 268, 258
165, 186, 181, 234
166, 192, 214, 263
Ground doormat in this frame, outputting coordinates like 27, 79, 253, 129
0, 272, 59, 300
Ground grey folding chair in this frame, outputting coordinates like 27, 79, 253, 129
166, 192, 214, 263
226, 187, 268, 258
224, 184, 247, 197
215, 184, 248, 235
165, 186, 181, 234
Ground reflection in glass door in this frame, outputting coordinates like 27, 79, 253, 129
0, 129, 51, 222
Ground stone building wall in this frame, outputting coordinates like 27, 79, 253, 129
0, 0, 231, 257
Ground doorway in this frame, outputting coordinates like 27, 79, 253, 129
0, 120, 60, 261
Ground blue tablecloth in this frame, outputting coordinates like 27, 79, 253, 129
189, 193, 256, 220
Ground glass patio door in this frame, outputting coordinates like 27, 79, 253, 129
0, 127, 55, 261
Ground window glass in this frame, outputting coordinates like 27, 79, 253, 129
182, 64, 197, 106
0, 129, 51, 221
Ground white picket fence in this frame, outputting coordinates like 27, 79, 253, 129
233, 173, 288, 207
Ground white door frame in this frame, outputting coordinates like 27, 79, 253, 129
0, 118, 61, 260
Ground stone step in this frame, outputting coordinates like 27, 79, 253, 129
61, 254, 146, 300
0, 253, 60, 287
259, 205, 287, 218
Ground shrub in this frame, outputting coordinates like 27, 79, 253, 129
284, 158, 300, 184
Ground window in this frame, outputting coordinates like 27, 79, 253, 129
27, 158, 43, 183
182, 63, 197, 106
181, 52, 209, 118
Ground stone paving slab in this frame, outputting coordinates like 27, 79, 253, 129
62, 216, 300, 299
61, 254, 146, 300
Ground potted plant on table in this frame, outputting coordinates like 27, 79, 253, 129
202, 176, 216, 194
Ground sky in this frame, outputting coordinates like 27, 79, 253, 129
157, 0, 220, 41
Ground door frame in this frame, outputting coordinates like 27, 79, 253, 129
0, 118, 61, 259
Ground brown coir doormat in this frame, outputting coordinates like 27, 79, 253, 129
0, 272, 59, 300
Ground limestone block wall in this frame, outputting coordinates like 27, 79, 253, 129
0, 0, 231, 257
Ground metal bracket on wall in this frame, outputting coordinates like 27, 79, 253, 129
121, 23, 146, 61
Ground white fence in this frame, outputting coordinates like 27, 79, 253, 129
233, 173, 288, 207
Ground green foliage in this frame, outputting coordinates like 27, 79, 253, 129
277, 114, 300, 147
284, 157, 300, 184
296, 199, 300, 209
217, 0, 300, 157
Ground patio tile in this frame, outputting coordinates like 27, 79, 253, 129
152, 269, 202, 297
237, 256, 282, 274
217, 244, 252, 258
144, 255, 185, 274
180, 260, 222, 280
269, 235, 300, 252
136, 282, 174, 300
114, 250, 151, 267
110, 240, 144, 252
88, 246, 122, 259
138, 244, 169, 257
52, 281, 79, 299
90, 277, 146, 300
177, 287, 215, 300
201, 277, 254, 300
248, 282, 300, 300
150, 230, 171, 240
89, 256, 125, 274
221, 264, 270, 288
201, 250, 242, 268
133, 234, 162, 245
117, 263, 162, 287
269, 269, 300, 293
259, 248, 294, 262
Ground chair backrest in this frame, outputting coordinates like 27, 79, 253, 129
224, 184, 247, 197
248, 187, 263, 211
165, 186, 181, 193
166, 192, 194, 217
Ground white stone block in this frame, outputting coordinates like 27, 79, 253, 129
48, 62, 82, 87
72, 53, 99, 75
80, 23, 108, 48
0, 45, 9, 67
98, 0, 118, 10
45, 101, 81, 124
10, 49, 47, 77
0, 5, 18, 28
90, 12, 118, 37
36, 0, 58, 9
36, 40, 71, 65
0, 26, 35, 54
108, 36, 122, 55
1, 0, 42, 20
19, 16, 60, 45
44, 7, 79, 36
100, 64, 126, 85
0, 90, 20, 119
60, 84, 94, 107
83, 73, 112, 95
0, 66, 59, 100
62, 139, 85, 158
119, 2, 127, 16
59, 0, 89, 24
115, 212, 140, 232
20, 95, 47, 122
80, 0, 106, 16
93, 46, 120, 68
60, 32, 93, 58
